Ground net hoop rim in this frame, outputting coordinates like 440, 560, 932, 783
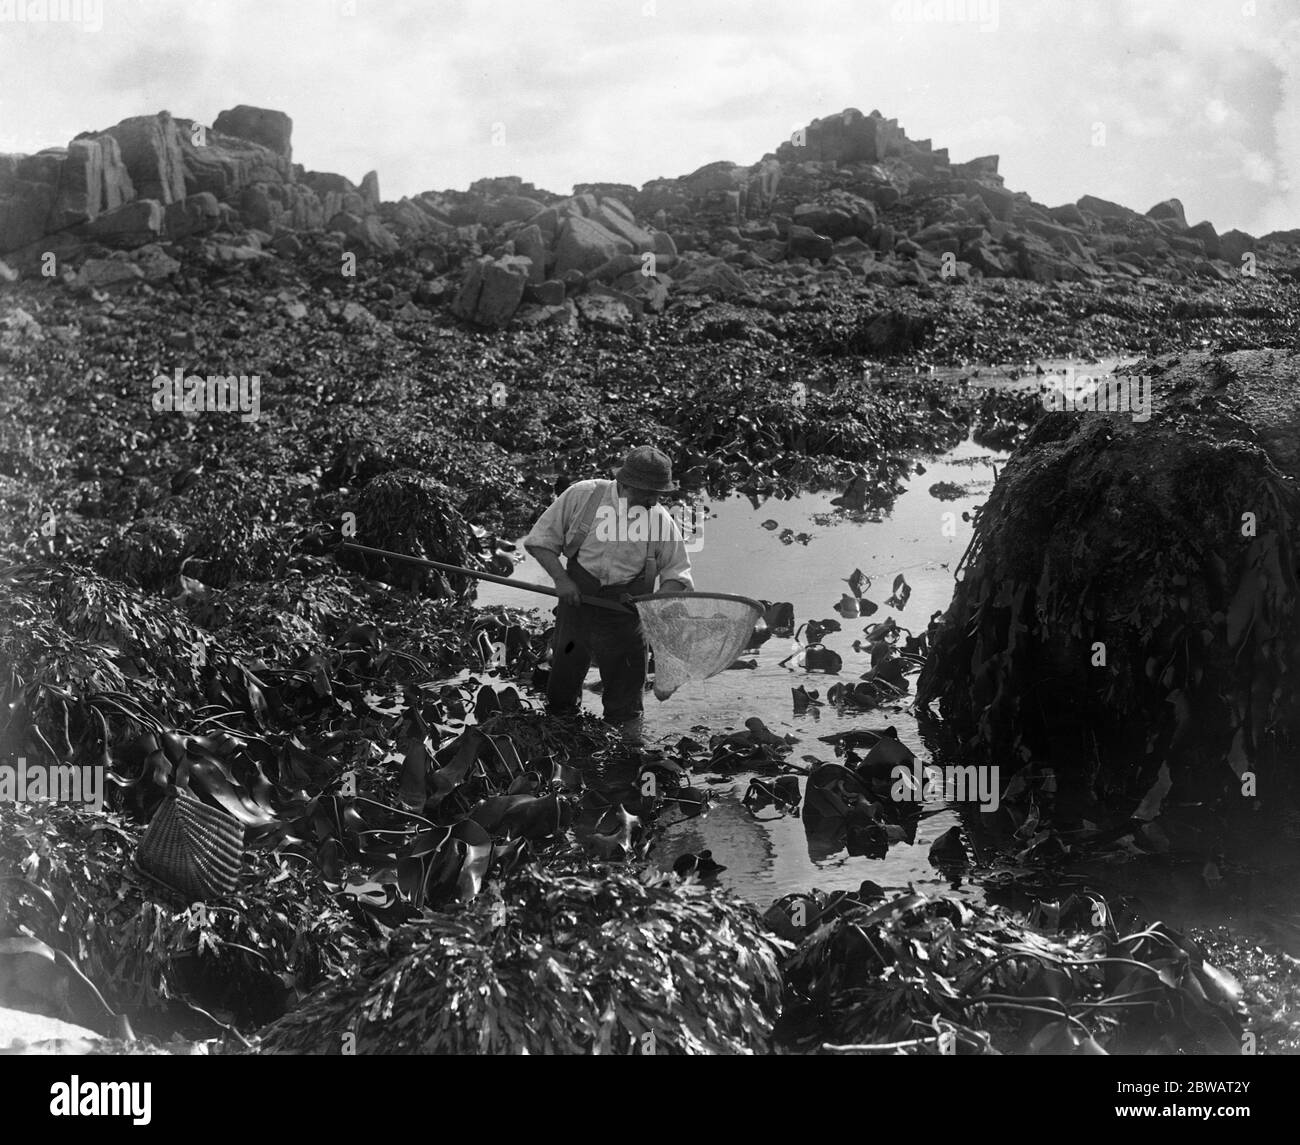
631, 592, 766, 612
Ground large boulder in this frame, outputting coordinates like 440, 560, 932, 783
962, 239, 1011, 276
16, 152, 63, 185
917, 349, 1300, 825
585, 252, 644, 285
281, 184, 328, 231
327, 211, 399, 255
588, 199, 654, 251
1022, 218, 1090, 260
575, 291, 636, 331
82, 199, 165, 246
574, 181, 639, 204
212, 105, 293, 160
451, 254, 530, 328
527, 279, 565, 306
612, 271, 670, 313
793, 203, 856, 240
972, 182, 1017, 221
0, 231, 85, 275
952, 155, 1000, 178
49, 139, 110, 229
747, 158, 782, 215
514, 299, 578, 333
786, 224, 834, 263
1076, 194, 1136, 223
511, 223, 547, 283
239, 183, 285, 230
95, 136, 135, 210
1004, 231, 1090, 282
1146, 198, 1188, 229
180, 121, 291, 201
526, 205, 560, 243
359, 171, 381, 213
1049, 203, 1087, 229
1185, 220, 1221, 259
0, 174, 57, 253
673, 259, 748, 298
552, 215, 631, 278
482, 195, 547, 226
74, 253, 145, 289
301, 171, 358, 221
131, 243, 181, 280
1218, 229, 1255, 265
650, 229, 678, 269
102, 112, 188, 205
852, 310, 933, 354
75, 133, 136, 215
384, 197, 436, 237
164, 192, 222, 239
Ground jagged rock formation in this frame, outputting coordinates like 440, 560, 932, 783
1, 103, 1296, 336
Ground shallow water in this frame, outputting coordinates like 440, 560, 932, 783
474, 356, 1300, 946
476, 428, 1006, 905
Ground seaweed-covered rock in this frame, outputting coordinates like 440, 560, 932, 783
98, 516, 188, 590
774, 886, 1244, 1054
917, 349, 1300, 818
254, 862, 788, 1055
351, 469, 480, 599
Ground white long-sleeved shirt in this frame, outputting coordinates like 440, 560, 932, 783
523, 479, 694, 590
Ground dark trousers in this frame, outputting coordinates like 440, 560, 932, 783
546, 558, 649, 723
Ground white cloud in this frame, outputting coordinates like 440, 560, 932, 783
1242, 151, 1275, 183
1205, 98, 1230, 125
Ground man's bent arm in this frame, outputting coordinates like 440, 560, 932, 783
526, 543, 582, 605
526, 544, 567, 582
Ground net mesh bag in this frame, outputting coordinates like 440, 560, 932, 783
634, 592, 764, 701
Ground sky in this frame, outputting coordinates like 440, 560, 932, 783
1, 0, 1297, 235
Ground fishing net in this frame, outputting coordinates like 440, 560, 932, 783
635, 593, 765, 701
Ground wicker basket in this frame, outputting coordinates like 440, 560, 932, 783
133, 786, 244, 902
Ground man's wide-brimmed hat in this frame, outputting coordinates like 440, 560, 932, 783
614, 446, 678, 493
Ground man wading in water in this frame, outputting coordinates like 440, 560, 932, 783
524, 446, 693, 736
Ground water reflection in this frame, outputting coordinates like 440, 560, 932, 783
477, 432, 1006, 904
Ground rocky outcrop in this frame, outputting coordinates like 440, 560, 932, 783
102, 112, 188, 205
49, 137, 134, 229
179, 121, 291, 201
1, 99, 1293, 341
0, 106, 381, 262
774, 107, 906, 165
